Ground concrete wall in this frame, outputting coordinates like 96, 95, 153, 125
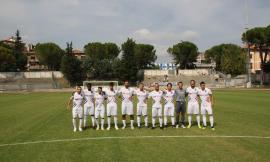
0, 71, 63, 79
144, 70, 175, 76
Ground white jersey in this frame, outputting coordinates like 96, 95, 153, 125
135, 89, 148, 105
94, 93, 106, 107
83, 89, 94, 105
149, 90, 163, 108
119, 87, 134, 103
105, 89, 118, 103
163, 90, 175, 104
198, 88, 212, 105
72, 92, 84, 108
186, 86, 199, 103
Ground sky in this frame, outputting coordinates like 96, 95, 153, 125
0, 0, 270, 62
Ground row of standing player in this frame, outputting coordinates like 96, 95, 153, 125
67, 80, 214, 132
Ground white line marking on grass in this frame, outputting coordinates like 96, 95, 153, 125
0, 135, 269, 147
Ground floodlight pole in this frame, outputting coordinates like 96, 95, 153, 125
245, 0, 251, 88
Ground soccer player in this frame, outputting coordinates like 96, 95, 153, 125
67, 86, 84, 132
94, 87, 106, 130
105, 82, 119, 130
186, 80, 201, 129
83, 83, 95, 129
149, 83, 163, 129
135, 82, 148, 128
163, 83, 175, 128
198, 82, 215, 130
119, 81, 135, 129
174, 81, 187, 128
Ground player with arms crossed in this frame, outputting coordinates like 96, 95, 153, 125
83, 83, 95, 129
149, 83, 164, 129
198, 82, 215, 130
119, 81, 135, 129
135, 82, 149, 128
186, 80, 201, 129
163, 82, 175, 128
94, 87, 106, 130
67, 86, 85, 132
105, 82, 119, 130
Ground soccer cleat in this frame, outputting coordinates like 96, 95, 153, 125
115, 126, 119, 130
198, 125, 202, 129
122, 126, 126, 130
176, 125, 179, 129
79, 127, 83, 132
181, 125, 186, 129
73, 128, 77, 132
211, 127, 215, 131
131, 126, 134, 130
96, 126, 100, 130
107, 127, 110, 130
202, 126, 206, 130
151, 126, 155, 129
187, 124, 191, 129
101, 127, 104, 130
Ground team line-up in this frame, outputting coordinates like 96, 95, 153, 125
67, 80, 214, 132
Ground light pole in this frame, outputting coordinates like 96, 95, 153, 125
245, 0, 252, 88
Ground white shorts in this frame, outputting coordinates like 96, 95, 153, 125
187, 102, 199, 114
201, 103, 213, 115
152, 106, 162, 118
95, 104, 105, 119
137, 103, 147, 116
84, 103, 94, 116
107, 102, 117, 116
122, 102, 133, 115
164, 103, 175, 117
72, 106, 83, 118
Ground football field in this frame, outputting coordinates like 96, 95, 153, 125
0, 90, 270, 162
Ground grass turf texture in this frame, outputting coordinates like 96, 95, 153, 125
0, 90, 269, 162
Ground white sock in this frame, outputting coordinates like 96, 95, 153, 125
152, 118, 155, 127
144, 116, 148, 127
84, 116, 87, 127
209, 115, 214, 127
171, 117, 175, 126
95, 118, 99, 127
107, 117, 111, 128
202, 115, 207, 126
91, 116, 95, 127
159, 117, 163, 127
101, 118, 104, 128
131, 120, 134, 127
188, 115, 192, 125
79, 118, 83, 128
122, 120, 126, 127
164, 116, 168, 126
72, 119, 76, 129
137, 116, 141, 127
196, 115, 200, 126
114, 117, 118, 127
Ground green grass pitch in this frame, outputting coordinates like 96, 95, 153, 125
0, 90, 270, 162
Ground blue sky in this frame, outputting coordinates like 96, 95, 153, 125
0, 0, 269, 62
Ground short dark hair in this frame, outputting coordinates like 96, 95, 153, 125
167, 82, 172, 87
109, 82, 114, 86
124, 80, 129, 83
178, 81, 183, 84
98, 86, 102, 89
200, 81, 206, 85
190, 80, 195, 83
86, 83, 92, 87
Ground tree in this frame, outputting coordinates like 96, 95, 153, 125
242, 26, 269, 84
60, 42, 85, 86
83, 42, 120, 80
35, 42, 64, 70
167, 41, 198, 69
84, 42, 120, 60
134, 44, 157, 69
121, 38, 138, 82
13, 30, 27, 71
0, 45, 16, 72
205, 44, 246, 76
